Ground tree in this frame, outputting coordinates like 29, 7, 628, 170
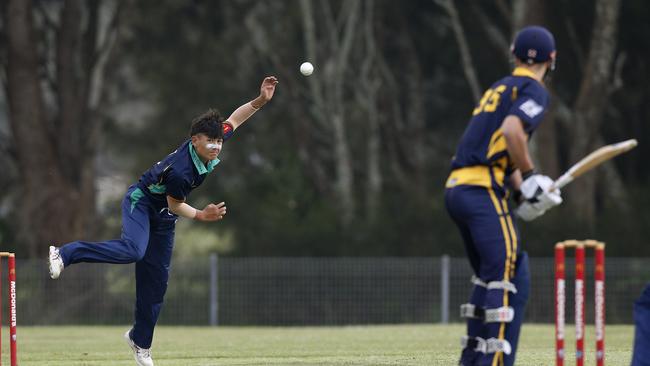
566, 0, 623, 227
54, 0, 647, 257
3, 0, 121, 256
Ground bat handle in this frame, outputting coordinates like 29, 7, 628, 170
552, 173, 573, 191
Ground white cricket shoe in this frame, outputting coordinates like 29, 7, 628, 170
124, 329, 154, 366
48, 246, 64, 279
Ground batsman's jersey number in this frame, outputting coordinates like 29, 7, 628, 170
473, 85, 507, 115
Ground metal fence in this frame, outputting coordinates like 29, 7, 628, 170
3, 256, 649, 326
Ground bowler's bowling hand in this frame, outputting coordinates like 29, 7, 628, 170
253, 76, 279, 108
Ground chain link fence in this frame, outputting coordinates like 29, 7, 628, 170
3, 256, 649, 326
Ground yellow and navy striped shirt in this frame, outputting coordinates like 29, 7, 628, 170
447, 67, 549, 189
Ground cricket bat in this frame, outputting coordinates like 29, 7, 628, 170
551, 139, 638, 190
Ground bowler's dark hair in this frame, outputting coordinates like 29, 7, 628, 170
190, 109, 224, 139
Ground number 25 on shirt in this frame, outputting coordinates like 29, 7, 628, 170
472, 85, 507, 115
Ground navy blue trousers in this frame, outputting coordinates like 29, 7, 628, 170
632, 283, 650, 366
59, 186, 176, 349
445, 184, 529, 366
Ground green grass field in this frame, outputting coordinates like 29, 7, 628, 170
3, 324, 634, 365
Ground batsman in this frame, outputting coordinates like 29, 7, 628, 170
47, 76, 278, 366
445, 26, 562, 366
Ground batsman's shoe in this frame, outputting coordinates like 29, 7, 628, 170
48, 246, 65, 279
124, 329, 154, 366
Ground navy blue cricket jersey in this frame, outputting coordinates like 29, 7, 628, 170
446, 67, 549, 189
136, 123, 233, 212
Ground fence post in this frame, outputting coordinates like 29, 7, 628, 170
209, 253, 218, 326
441, 255, 450, 324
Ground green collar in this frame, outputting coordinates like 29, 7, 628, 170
189, 142, 220, 175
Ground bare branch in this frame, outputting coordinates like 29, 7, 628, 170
88, 1, 123, 111
299, 0, 328, 129
0, 72, 6, 98
564, 15, 585, 70
494, 0, 512, 23
0, 27, 5, 94
575, 0, 622, 111
610, 51, 626, 94
336, 0, 361, 74
83, 0, 100, 74
93, 1, 123, 66
469, 2, 510, 65
35, 1, 59, 31
32, 2, 60, 106
432, 0, 481, 102
319, 1, 338, 51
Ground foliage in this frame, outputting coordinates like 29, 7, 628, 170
1, 0, 649, 257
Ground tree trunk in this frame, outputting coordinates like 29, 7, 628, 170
7, 0, 69, 256
365, 108, 381, 221
5, 0, 119, 256
358, 0, 382, 222
434, 0, 481, 102
568, 0, 621, 228
401, 23, 428, 200
512, 1, 561, 177
299, 0, 360, 225
512, 0, 546, 31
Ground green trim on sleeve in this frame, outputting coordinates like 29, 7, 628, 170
129, 188, 145, 213
147, 183, 167, 194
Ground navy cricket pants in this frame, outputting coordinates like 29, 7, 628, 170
632, 283, 650, 366
445, 184, 529, 366
59, 185, 176, 349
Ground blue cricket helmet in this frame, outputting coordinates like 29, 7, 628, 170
511, 26, 556, 65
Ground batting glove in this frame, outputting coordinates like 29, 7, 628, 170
515, 172, 562, 221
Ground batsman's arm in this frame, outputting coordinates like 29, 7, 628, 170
166, 196, 226, 222
501, 115, 534, 175
509, 169, 523, 193
226, 76, 278, 130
